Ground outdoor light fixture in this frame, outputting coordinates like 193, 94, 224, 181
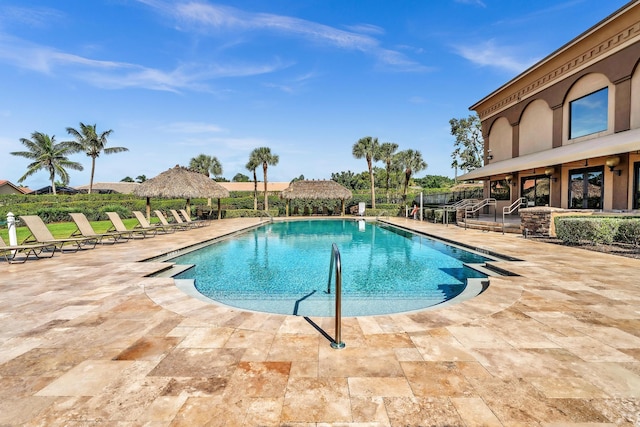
605, 156, 622, 176
544, 167, 557, 182
487, 149, 493, 161
504, 174, 515, 185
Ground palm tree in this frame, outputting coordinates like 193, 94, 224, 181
245, 154, 260, 211
251, 147, 279, 211
189, 154, 223, 178
352, 136, 379, 209
65, 123, 128, 194
374, 141, 399, 202
395, 149, 427, 203
11, 132, 84, 195
189, 154, 223, 207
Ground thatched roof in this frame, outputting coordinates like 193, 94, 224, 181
132, 165, 229, 199
281, 180, 352, 200
75, 182, 140, 194
220, 182, 290, 192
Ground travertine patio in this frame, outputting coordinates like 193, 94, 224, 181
1, 217, 639, 426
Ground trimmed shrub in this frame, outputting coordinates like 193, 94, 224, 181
615, 219, 640, 247
223, 208, 279, 219
555, 217, 620, 245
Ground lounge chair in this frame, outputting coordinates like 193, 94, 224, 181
154, 210, 188, 231
69, 213, 132, 244
19, 215, 98, 252
106, 212, 152, 238
169, 209, 198, 229
132, 211, 174, 234
179, 209, 208, 227
0, 236, 56, 263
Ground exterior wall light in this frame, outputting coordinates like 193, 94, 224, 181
544, 167, 557, 182
605, 156, 622, 176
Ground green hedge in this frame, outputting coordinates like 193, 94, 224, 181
555, 216, 640, 247
222, 208, 280, 219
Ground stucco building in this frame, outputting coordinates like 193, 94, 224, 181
459, 1, 640, 213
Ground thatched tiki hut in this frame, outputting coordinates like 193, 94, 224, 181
280, 180, 352, 216
133, 165, 229, 220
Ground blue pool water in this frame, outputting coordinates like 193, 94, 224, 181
172, 220, 490, 316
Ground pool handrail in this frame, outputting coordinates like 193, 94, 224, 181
326, 243, 345, 350
376, 210, 389, 220
258, 210, 274, 223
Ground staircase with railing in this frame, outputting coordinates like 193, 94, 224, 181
464, 198, 497, 229
502, 197, 527, 234
452, 198, 523, 234
438, 199, 479, 225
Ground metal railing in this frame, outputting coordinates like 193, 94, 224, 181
440, 199, 479, 226
502, 197, 527, 234
326, 243, 345, 349
258, 210, 274, 223
376, 210, 389, 220
464, 198, 497, 229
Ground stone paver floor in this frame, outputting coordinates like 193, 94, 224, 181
1, 217, 639, 426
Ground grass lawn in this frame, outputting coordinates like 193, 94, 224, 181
0, 218, 142, 244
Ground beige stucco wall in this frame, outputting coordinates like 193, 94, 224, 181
631, 64, 640, 130
488, 117, 512, 162
629, 152, 640, 209
519, 99, 553, 155
562, 73, 615, 145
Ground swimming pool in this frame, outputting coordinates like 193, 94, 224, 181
170, 219, 493, 317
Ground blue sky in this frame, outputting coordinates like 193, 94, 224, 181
0, 0, 629, 189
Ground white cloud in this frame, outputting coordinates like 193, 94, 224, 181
140, 0, 427, 72
161, 121, 226, 133
0, 5, 65, 29
0, 33, 287, 92
453, 39, 538, 74
454, 0, 487, 7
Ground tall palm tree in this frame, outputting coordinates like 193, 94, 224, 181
65, 123, 128, 194
189, 154, 223, 207
11, 132, 84, 195
245, 154, 260, 211
395, 149, 427, 203
374, 141, 399, 202
352, 136, 379, 209
251, 147, 279, 211
189, 154, 223, 178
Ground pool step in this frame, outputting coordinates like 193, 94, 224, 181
459, 219, 522, 234
150, 263, 195, 278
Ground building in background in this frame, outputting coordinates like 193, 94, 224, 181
459, 1, 640, 212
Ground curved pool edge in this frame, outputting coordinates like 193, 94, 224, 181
143, 274, 524, 334
171, 276, 488, 318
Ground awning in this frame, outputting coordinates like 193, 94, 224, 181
458, 127, 640, 181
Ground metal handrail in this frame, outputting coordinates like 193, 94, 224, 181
376, 210, 388, 220
502, 197, 527, 234
443, 199, 480, 225
464, 198, 497, 229
326, 243, 345, 349
258, 210, 273, 223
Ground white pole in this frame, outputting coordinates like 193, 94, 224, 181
7, 212, 17, 246
419, 192, 423, 221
